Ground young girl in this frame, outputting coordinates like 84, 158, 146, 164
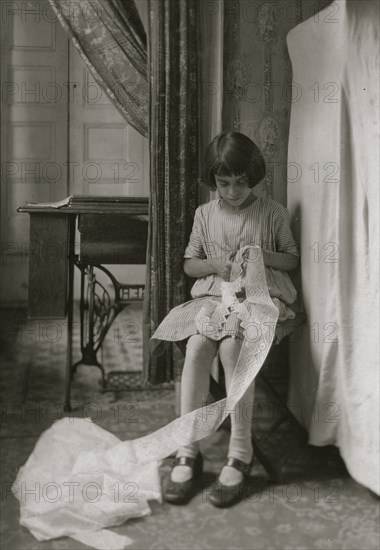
151, 131, 299, 507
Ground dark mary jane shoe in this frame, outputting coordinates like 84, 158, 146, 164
207, 457, 252, 508
163, 454, 203, 505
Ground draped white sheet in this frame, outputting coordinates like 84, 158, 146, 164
287, 0, 379, 494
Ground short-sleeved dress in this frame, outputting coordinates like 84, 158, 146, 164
150, 197, 299, 353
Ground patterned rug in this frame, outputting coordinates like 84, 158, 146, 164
0, 306, 379, 550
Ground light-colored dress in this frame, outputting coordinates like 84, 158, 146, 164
150, 197, 299, 352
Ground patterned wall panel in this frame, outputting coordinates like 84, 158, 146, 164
222, 0, 334, 205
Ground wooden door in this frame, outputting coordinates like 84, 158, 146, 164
0, 1, 149, 304
0, 0, 69, 304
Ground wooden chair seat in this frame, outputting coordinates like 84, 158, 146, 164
209, 312, 306, 399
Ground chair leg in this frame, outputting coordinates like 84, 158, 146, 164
174, 380, 181, 417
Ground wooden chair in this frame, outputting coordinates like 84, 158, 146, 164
207, 313, 347, 483
209, 313, 307, 401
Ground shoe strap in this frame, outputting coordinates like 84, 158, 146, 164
174, 456, 197, 468
225, 457, 251, 475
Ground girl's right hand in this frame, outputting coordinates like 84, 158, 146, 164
210, 257, 233, 281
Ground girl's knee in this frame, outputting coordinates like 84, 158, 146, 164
186, 333, 217, 360
219, 335, 243, 350
219, 335, 243, 371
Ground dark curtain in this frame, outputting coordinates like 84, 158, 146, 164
51, 0, 201, 384
49, 0, 148, 136
142, 0, 201, 384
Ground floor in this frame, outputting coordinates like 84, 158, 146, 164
0, 305, 379, 550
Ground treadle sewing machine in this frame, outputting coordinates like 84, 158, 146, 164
18, 196, 149, 412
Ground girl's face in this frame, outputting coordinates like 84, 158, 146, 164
214, 173, 253, 207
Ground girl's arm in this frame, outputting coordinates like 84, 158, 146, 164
184, 257, 232, 281
262, 249, 299, 271
264, 203, 300, 271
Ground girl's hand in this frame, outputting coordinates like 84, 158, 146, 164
210, 257, 233, 281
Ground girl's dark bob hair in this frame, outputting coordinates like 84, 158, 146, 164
203, 131, 266, 190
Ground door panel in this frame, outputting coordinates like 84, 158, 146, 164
68, 49, 149, 198
1, 0, 69, 304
